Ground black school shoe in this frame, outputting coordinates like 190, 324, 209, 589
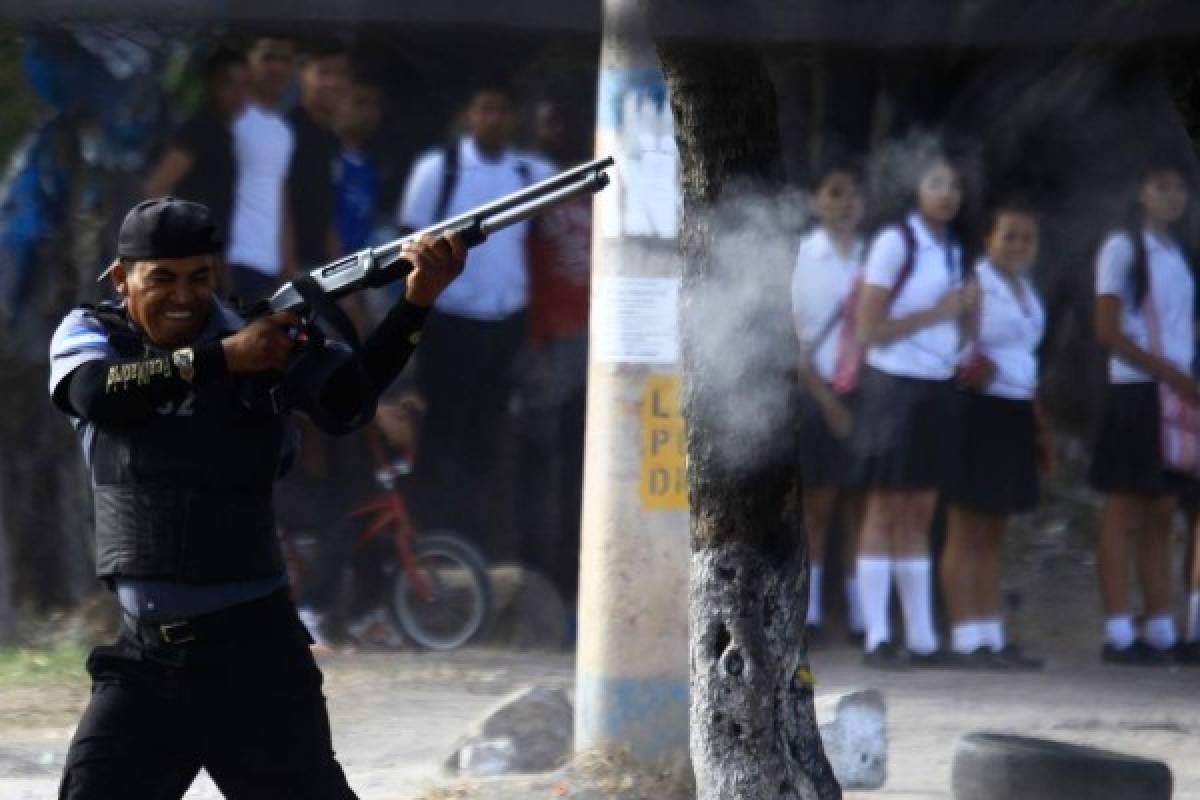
942, 648, 1003, 670
863, 641, 909, 671
1101, 639, 1173, 667
987, 644, 1045, 672
908, 648, 964, 669
1174, 641, 1200, 666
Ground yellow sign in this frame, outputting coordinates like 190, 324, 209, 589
641, 375, 688, 510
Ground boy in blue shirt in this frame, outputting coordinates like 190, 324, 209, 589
334, 74, 383, 253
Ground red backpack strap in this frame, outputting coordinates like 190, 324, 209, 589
828, 223, 916, 395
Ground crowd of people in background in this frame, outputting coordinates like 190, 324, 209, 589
138, 35, 591, 651
127, 34, 1200, 668
792, 138, 1200, 671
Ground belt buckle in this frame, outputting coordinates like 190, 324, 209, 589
159, 621, 197, 645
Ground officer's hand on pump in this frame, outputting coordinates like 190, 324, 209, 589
222, 312, 302, 374
403, 233, 467, 307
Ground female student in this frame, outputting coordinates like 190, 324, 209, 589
942, 203, 1046, 670
1090, 154, 1198, 665
791, 160, 867, 643
852, 144, 979, 669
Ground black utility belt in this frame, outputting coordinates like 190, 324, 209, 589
121, 587, 292, 648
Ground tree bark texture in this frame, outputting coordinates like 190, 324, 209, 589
0, 454, 12, 644
658, 40, 840, 800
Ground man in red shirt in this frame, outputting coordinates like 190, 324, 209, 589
517, 98, 592, 616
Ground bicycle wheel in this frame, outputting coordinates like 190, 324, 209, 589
391, 532, 494, 651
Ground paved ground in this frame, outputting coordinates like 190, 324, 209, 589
2, 644, 1198, 799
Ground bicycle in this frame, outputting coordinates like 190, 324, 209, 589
284, 423, 494, 652
350, 425, 495, 650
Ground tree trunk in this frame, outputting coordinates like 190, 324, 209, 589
0, 453, 13, 644
658, 40, 841, 800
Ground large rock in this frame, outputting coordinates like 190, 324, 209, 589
445, 686, 574, 777
816, 688, 887, 790
485, 566, 568, 650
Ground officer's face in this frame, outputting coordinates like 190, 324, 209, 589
112, 256, 216, 347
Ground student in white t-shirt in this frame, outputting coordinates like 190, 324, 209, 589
942, 203, 1047, 670
1090, 154, 1198, 666
396, 82, 554, 558
225, 37, 296, 304
851, 146, 979, 669
791, 160, 866, 644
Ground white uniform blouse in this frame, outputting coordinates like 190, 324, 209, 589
863, 212, 965, 381
1095, 229, 1195, 384
790, 227, 864, 383
974, 260, 1045, 401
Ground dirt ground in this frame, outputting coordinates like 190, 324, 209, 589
1, 643, 1198, 800
3, 451, 1198, 798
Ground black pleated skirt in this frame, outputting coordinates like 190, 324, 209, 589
797, 387, 855, 489
849, 367, 960, 491
945, 392, 1039, 515
1088, 381, 1174, 496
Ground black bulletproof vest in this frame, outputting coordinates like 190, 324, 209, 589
85, 305, 288, 583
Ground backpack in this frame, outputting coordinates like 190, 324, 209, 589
431, 139, 533, 223
1129, 227, 1200, 477
816, 221, 918, 395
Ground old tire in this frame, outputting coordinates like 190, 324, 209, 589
951, 733, 1172, 800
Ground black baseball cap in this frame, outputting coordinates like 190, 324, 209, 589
98, 197, 222, 281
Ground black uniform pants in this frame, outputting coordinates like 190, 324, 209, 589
58, 590, 357, 800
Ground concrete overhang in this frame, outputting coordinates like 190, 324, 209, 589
2, 1, 1200, 46
0, 0, 602, 33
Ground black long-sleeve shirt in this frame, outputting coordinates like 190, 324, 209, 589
49, 297, 429, 431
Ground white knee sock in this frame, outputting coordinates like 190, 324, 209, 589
895, 557, 938, 655
951, 621, 981, 654
1105, 614, 1135, 649
981, 618, 1006, 652
1144, 613, 1177, 651
857, 556, 892, 651
1189, 592, 1200, 642
807, 565, 824, 627
845, 576, 865, 633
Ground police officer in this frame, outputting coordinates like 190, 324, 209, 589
49, 197, 465, 799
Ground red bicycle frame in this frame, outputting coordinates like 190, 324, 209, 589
349, 428, 435, 601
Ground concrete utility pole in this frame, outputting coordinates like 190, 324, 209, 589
575, 0, 690, 767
